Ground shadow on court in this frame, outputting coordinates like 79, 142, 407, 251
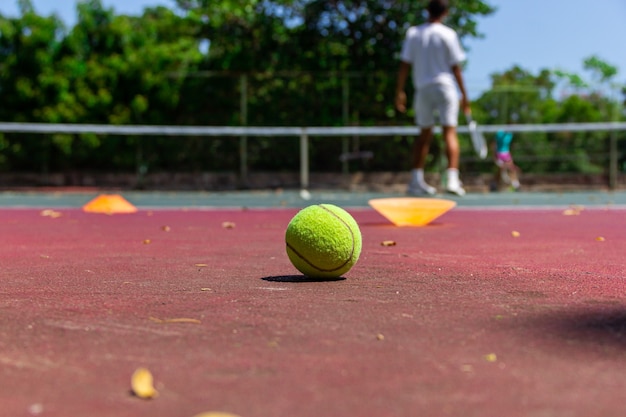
532, 306, 626, 348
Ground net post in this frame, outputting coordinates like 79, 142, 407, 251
300, 129, 309, 190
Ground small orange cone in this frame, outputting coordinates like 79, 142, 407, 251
82, 194, 138, 214
368, 198, 456, 227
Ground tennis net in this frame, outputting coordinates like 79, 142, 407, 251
1, 121, 625, 190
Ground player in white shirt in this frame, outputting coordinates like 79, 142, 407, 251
395, 0, 470, 196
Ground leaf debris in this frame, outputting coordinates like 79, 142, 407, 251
131, 367, 158, 399
563, 205, 584, 215
483, 353, 498, 362
149, 317, 201, 324
40, 209, 62, 218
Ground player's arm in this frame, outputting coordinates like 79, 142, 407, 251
395, 61, 411, 113
452, 64, 470, 115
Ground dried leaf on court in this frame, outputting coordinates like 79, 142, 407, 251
195, 263, 208, 267
460, 364, 474, 373
131, 367, 158, 399
563, 205, 584, 216
161, 226, 171, 232
40, 209, 62, 218
222, 222, 236, 229
483, 353, 498, 362
596, 236, 605, 241
192, 412, 242, 417
150, 317, 201, 324
376, 333, 385, 341
165, 318, 201, 324
511, 231, 520, 238
143, 239, 151, 245
380, 240, 397, 247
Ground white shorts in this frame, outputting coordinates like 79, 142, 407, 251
414, 83, 459, 127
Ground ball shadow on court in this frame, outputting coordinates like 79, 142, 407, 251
261, 275, 346, 283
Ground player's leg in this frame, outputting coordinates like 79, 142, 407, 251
441, 126, 464, 195
506, 161, 520, 190
413, 127, 433, 170
442, 126, 460, 169
496, 152, 520, 191
408, 88, 437, 195
408, 126, 436, 195
493, 158, 504, 191
438, 85, 465, 196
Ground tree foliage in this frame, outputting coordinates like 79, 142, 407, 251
175, 0, 495, 72
473, 59, 623, 175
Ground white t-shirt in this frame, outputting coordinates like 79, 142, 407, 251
400, 22, 466, 89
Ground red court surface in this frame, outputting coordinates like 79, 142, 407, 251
1, 206, 625, 417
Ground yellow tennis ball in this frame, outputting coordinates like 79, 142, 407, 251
285, 204, 362, 279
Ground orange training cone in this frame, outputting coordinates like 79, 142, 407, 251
82, 194, 138, 214
368, 198, 456, 227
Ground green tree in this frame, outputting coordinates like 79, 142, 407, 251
0, 0, 205, 173
474, 59, 623, 176
0, 0, 68, 171
174, 0, 495, 72
294, 0, 495, 71
475, 66, 555, 125
173, 0, 496, 172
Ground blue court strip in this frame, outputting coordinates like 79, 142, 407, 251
1, 189, 625, 209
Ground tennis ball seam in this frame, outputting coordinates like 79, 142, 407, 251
286, 204, 356, 273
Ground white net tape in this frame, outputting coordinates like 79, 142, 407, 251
1, 122, 625, 137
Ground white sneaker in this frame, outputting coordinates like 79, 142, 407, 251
407, 182, 436, 196
445, 168, 465, 196
446, 182, 466, 196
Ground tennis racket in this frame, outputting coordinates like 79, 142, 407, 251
465, 112, 488, 159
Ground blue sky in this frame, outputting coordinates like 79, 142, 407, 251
1, 0, 625, 96
464, 0, 626, 95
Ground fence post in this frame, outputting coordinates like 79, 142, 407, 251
609, 129, 617, 190
608, 98, 621, 190
300, 129, 309, 190
342, 75, 350, 175
239, 74, 248, 187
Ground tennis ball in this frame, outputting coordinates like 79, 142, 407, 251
285, 204, 362, 279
